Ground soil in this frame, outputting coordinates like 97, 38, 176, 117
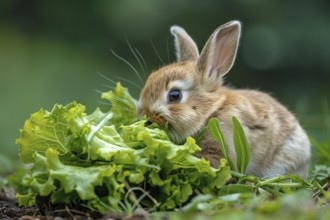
0, 189, 39, 219
0, 189, 150, 220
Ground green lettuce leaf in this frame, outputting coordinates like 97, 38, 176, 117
16, 82, 231, 213
101, 82, 138, 127
17, 102, 86, 164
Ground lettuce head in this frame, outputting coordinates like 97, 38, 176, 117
15, 83, 231, 213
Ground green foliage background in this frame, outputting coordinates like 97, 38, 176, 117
1, 0, 330, 162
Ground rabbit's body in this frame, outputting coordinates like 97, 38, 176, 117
138, 21, 310, 178
196, 88, 310, 178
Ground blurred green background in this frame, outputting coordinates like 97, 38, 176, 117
1, 0, 330, 162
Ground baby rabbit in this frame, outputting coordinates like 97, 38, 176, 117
137, 21, 310, 178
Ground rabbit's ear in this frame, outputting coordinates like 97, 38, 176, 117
171, 25, 199, 61
198, 21, 241, 83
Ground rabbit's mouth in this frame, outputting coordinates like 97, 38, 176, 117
145, 112, 186, 144
166, 125, 186, 145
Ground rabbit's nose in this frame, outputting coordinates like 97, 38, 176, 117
148, 114, 166, 128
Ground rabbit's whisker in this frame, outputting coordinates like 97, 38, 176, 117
115, 76, 141, 90
126, 38, 148, 81
111, 49, 144, 86
149, 39, 165, 65
97, 71, 117, 85
134, 47, 149, 77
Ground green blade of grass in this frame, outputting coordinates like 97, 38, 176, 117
232, 116, 251, 174
208, 118, 235, 170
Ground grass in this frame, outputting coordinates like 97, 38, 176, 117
1, 115, 330, 219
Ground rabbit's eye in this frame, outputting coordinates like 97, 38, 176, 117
168, 89, 182, 103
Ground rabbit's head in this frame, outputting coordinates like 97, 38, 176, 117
138, 21, 241, 143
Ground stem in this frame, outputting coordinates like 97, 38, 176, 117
86, 112, 113, 160
264, 182, 305, 188
230, 170, 258, 183
124, 182, 159, 211
260, 186, 283, 196
230, 170, 245, 178
312, 181, 328, 197
257, 176, 297, 187
124, 181, 143, 210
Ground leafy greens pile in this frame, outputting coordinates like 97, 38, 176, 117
16, 83, 231, 213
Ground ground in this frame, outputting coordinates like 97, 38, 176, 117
0, 188, 148, 220
0, 189, 40, 219
0, 189, 156, 220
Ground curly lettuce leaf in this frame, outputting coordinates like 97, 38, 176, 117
17, 83, 138, 164
16, 82, 231, 213
88, 124, 134, 162
121, 119, 231, 210
101, 82, 138, 126
17, 102, 86, 164
46, 148, 117, 200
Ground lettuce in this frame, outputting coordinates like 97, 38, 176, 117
16, 83, 231, 213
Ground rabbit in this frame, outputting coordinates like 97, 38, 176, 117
137, 21, 310, 179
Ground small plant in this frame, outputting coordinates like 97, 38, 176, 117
208, 117, 251, 173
